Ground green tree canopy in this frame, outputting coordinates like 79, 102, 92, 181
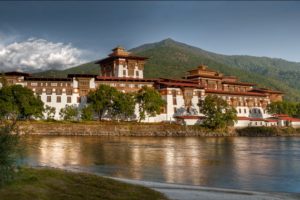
136, 86, 166, 122
87, 85, 119, 120
59, 105, 79, 121
112, 93, 136, 121
44, 105, 56, 121
198, 95, 237, 130
0, 85, 44, 120
266, 101, 299, 117
80, 105, 94, 121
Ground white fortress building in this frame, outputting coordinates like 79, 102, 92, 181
2, 46, 300, 128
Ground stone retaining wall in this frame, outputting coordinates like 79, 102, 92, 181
18, 122, 300, 137
19, 122, 235, 137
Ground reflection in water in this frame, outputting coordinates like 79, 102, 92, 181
20, 136, 300, 193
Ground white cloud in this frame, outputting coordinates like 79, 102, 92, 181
0, 38, 86, 72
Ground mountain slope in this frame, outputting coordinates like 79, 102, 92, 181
35, 38, 300, 101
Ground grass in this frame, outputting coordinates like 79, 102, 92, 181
0, 168, 169, 200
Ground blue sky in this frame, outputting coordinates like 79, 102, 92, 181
0, 1, 300, 71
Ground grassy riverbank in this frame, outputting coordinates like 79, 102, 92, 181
0, 168, 168, 200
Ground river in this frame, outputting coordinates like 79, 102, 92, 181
19, 136, 300, 193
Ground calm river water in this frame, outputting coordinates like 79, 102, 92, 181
19, 136, 300, 193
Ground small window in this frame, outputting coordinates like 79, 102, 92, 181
56, 89, 62, 95
57, 96, 61, 103
244, 109, 247, 113
239, 108, 241, 113
66, 89, 72, 95
47, 96, 51, 102
174, 107, 177, 114
123, 70, 127, 76
46, 89, 52, 95
136, 71, 139, 77
67, 97, 71, 103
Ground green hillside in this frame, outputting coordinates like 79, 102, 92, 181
34, 38, 300, 101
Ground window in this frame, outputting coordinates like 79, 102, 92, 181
36, 89, 43, 95
239, 108, 241, 113
51, 83, 58, 87
136, 71, 139, 77
174, 107, 177, 114
79, 81, 89, 87
47, 96, 51, 102
56, 89, 62, 95
77, 97, 81, 103
172, 90, 177, 105
258, 109, 261, 114
244, 109, 247, 113
123, 70, 126, 76
67, 97, 71, 103
57, 96, 61, 103
66, 89, 72, 95
46, 89, 52, 95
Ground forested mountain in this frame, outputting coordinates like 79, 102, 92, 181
35, 38, 300, 101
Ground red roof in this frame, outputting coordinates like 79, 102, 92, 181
273, 114, 289, 117
186, 74, 223, 79
222, 81, 256, 86
277, 117, 300, 122
205, 89, 267, 97
157, 81, 204, 89
249, 118, 266, 121
264, 118, 278, 123
175, 115, 206, 119
159, 78, 198, 84
237, 117, 250, 120
96, 76, 157, 82
250, 88, 283, 94
237, 117, 278, 122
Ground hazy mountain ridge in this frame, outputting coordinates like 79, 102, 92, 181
34, 38, 300, 101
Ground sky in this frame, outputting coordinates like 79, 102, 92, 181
0, 1, 300, 72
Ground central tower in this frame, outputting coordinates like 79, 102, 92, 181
95, 46, 147, 79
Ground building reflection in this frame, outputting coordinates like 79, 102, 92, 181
21, 136, 300, 192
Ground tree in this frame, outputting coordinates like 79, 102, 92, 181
0, 85, 44, 120
267, 101, 297, 116
199, 95, 237, 129
136, 86, 166, 122
0, 122, 19, 186
59, 105, 79, 121
44, 105, 56, 121
87, 85, 119, 120
81, 105, 94, 121
112, 93, 136, 121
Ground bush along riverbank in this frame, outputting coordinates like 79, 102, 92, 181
236, 126, 300, 137
0, 168, 169, 200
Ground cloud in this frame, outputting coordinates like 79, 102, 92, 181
0, 38, 86, 72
